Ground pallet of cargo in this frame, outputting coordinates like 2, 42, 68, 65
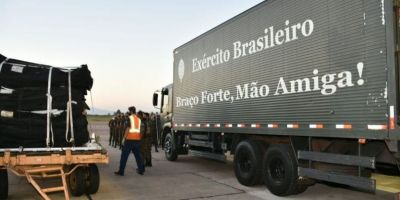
0, 142, 109, 200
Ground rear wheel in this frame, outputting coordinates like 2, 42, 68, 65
165, 132, 178, 161
85, 164, 100, 194
68, 166, 85, 196
233, 140, 263, 186
0, 169, 8, 200
262, 145, 306, 196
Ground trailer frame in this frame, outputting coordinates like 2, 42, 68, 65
0, 144, 108, 200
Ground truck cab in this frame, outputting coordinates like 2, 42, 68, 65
153, 84, 180, 159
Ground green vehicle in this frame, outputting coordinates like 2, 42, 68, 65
153, 0, 400, 196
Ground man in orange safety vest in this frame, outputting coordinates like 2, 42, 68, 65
114, 106, 145, 176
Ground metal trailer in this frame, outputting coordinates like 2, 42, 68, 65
0, 142, 109, 200
153, 0, 400, 197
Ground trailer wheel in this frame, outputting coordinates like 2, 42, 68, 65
233, 140, 263, 186
68, 166, 85, 196
262, 145, 303, 196
164, 132, 178, 161
85, 164, 100, 194
0, 169, 8, 200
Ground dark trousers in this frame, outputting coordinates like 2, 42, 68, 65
152, 136, 158, 150
109, 128, 113, 145
118, 140, 145, 174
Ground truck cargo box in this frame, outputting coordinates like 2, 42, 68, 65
172, 0, 398, 140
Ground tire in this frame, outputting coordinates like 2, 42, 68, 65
85, 164, 100, 194
0, 169, 8, 200
262, 145, 302, 196
164, 132, 178, 161
68, 166, 85, 196
233, 140, 263, 186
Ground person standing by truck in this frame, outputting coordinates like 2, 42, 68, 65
150, 113, 159, 152
114, 106, 145, 176
108, 117, 115, 147
120, 112, 130, 149
140, 112, 153, 166
118, 113, 125, 149
113, 114, 121, 148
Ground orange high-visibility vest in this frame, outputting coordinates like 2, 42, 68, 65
126, 114, 141, 140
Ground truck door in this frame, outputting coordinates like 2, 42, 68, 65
160, 86, 172, 127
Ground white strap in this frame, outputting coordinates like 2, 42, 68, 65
65, 71, 75, 144
0, 58, 8, 73
46, 67, 54, 147
51, 123, 54, 145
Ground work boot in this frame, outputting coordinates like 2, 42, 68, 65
136, 169, 144, 175
136, 168, 145, 173
114, 171, 124, 176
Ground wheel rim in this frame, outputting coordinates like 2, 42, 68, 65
165, 136, 172, 154
238, 149, 252, 174
268, 157, 285, 184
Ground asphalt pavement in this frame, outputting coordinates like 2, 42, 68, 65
6, 122, 396, 200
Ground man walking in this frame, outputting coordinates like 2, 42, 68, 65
114, 106, 145, 176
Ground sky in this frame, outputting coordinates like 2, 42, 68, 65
0, 0, 263, 114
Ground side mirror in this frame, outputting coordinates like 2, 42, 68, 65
153, 93, 159, 106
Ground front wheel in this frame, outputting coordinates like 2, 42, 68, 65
0, 169, 8, 200
164, 132, 178, 161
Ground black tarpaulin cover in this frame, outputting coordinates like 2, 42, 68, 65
0, 55, 93, 92
0, 113, 89, 148
0, 87, 89, 113
0, 54, 92, 148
